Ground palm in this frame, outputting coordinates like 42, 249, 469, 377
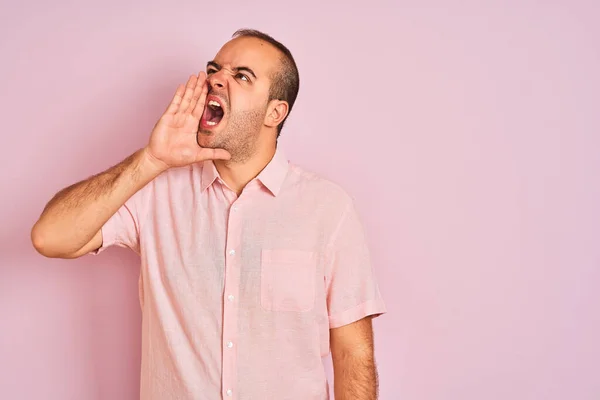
164, 106, 200, 132
147, 72, 230, 168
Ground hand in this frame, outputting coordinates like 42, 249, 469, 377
144, 72, 230, 171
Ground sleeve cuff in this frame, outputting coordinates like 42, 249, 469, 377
89, 217, 116, 255
328, 297, 387, 329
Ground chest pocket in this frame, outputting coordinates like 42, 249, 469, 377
260, 249, 318, 312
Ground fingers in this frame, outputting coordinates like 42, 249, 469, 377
186, 71, 207, 116
165, 84, 185, 115
185, 74, 202, 115
165, 72, 207, 117
191, 72, 209, 120
178, 75, 198, 116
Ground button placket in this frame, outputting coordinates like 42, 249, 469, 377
222, 200, 242, 399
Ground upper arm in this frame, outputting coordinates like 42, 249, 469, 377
63, 229, 103, 259
325, 200, 387, 329
330, 316, 374, 358
85, 185, 151, 257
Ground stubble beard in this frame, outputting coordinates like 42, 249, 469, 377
198, 108, 266, 164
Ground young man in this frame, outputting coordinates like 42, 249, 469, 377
31, 29, 387, 400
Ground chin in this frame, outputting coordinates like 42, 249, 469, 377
197, 127, 228, 150
196, 131, 217, 148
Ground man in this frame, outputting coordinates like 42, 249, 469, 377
31, 29, 387, 400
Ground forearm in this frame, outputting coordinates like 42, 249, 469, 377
31, 147, 165, 257
332, 348, 379, 400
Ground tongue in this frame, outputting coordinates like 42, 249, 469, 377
210, 108, 223, 123
204, 105, 224, 124
204, 105, 215, 122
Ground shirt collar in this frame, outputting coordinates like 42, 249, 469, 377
200, 145, 289, 196
255, 145, 289, 196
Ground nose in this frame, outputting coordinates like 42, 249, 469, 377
207, 70, 226, 91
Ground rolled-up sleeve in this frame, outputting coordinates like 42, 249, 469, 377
325, 199, 387, 329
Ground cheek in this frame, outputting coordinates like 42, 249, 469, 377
234, 96, 268, 112
229, 83, 270, 111
229, 89, 251, 111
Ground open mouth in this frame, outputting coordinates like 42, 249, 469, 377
200, 98, 225, 128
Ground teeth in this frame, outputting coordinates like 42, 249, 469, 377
208, 100, 221, 108
206, 121, 217, 126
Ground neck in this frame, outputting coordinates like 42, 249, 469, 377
214, 139, 277, 196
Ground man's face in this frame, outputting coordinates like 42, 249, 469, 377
197, 36, 280, 161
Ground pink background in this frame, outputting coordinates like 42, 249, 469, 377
1, 1, 599, 399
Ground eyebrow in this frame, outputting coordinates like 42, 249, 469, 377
206, 61, 257, 79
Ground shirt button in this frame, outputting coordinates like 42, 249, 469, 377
228, 294, 235, 302
232, 206, 238, 212
228, 249, 235, 256
227, 341, 234, 348
226, 389, 232, 396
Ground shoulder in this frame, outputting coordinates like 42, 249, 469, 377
149, 163, 201, 189
134, 163, 202, 209
284, 161, 356, 213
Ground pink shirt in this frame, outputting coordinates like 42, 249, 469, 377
91, 145, 386, 399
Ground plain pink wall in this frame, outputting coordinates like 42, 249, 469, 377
1, 1, 599, 399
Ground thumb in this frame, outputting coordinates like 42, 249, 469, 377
195, 147, 232, 162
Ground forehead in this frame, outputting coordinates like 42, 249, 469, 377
213, 36, 281, 77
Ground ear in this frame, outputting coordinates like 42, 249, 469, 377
264, 100, 289, 129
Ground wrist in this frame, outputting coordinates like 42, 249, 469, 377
139, 147, 169, 177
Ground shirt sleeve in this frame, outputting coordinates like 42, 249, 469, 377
325, 199, 387, 329
89, 183, 150, 256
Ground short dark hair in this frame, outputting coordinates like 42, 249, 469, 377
231, 28, 300, 138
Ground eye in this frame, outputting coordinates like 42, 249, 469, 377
236, 73, 249, 82
207, 68, 217, 75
